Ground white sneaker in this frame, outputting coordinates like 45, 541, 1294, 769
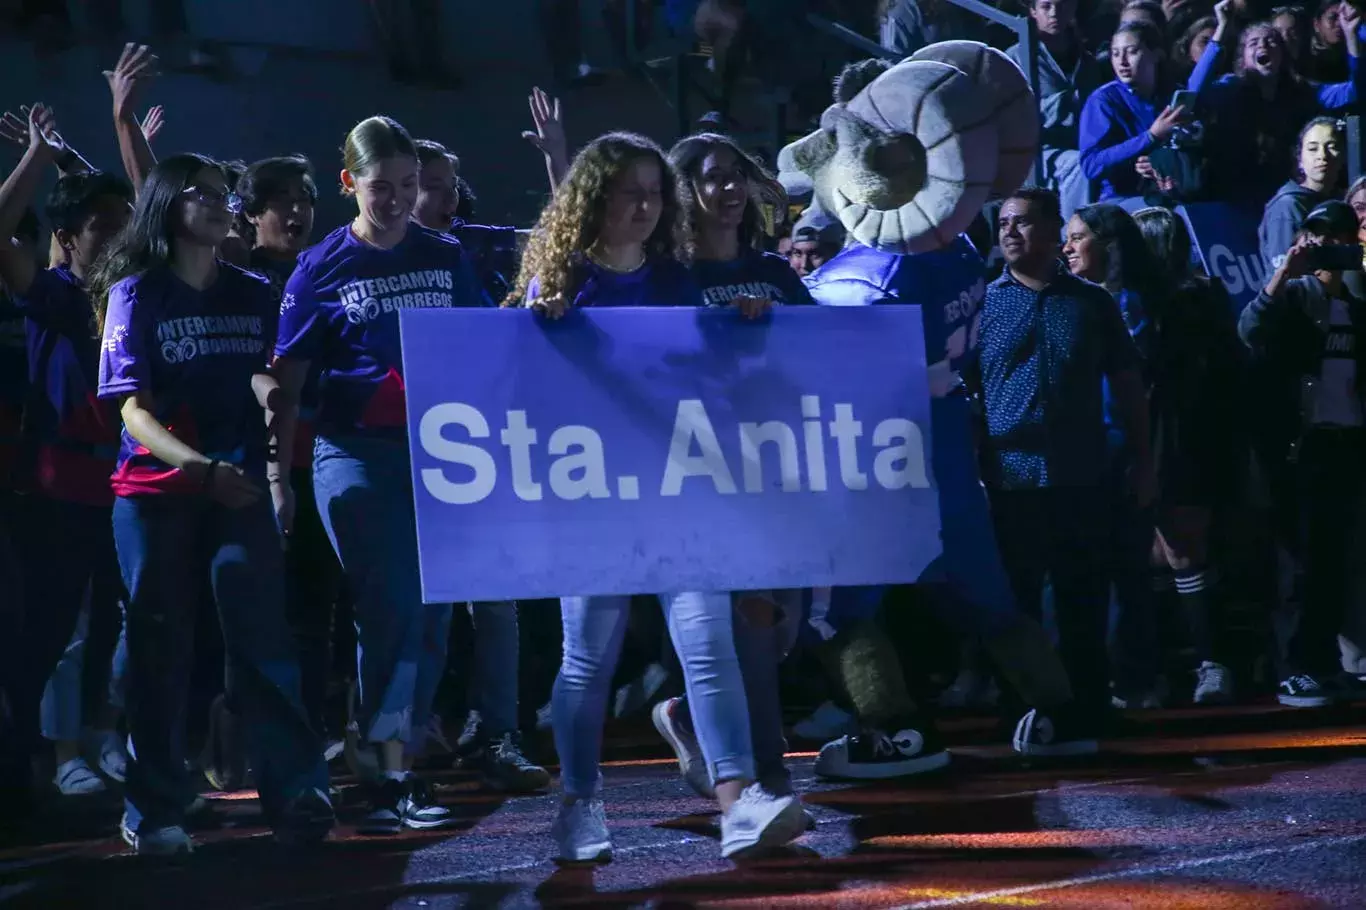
54, 757, 106, 796
720, 783, 805, 859
551, 798, 612, 864
1193, 661, 1234, 705
651, 697, 713, 799
792, 701, 857, 741
120, 812, 194, 856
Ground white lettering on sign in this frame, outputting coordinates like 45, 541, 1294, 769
417, 397, 930, 505
1206, 244, 1268, 297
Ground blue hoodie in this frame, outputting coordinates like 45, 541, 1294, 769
1078, 80, 1164, 200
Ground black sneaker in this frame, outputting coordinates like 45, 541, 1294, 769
273, 787, 335, 847
455, 710, 484, 765
1278, 674, 1331, 708
358, 778, 405, 835
481, 732, 551, 793
814, 723, 951, 780
1011, 707, 1100, 757
398, 776, 452, 829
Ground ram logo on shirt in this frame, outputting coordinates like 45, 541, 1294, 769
155, 314, 266, 364
337, 270, 455, 324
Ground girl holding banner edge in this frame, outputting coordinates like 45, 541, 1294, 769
269, 115, 486, 834
507, 131, 806, 863
648, 132, 812, 805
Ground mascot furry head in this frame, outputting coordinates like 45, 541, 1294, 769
778, 41, 1038, 255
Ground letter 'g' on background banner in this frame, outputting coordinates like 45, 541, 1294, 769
400, 306, 942, 603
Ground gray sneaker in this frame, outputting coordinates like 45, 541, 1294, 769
551, 798, 612, 864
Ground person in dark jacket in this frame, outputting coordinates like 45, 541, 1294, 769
1238, 200, 1366, 708
1259, 117, 1346, 271
1133, 205, 1246, 704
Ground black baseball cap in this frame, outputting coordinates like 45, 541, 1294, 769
1303, 200, 1359, 238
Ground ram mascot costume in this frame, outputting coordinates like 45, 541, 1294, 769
779, 44, 1093, 777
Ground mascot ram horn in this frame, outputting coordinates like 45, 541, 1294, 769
778, 41, 1039, 255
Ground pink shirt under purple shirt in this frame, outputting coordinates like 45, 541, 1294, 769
97, 262, 278, 496
274, 223, 488, 438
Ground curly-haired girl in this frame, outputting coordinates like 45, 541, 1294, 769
505, 131, 696, 311
511, 130, 805, 864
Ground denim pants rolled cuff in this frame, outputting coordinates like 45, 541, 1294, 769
708, 753, 755, 787
561, 772, 605, 801
364, 706, 414, 745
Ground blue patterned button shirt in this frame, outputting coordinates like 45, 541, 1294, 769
977, 264, 1140, 489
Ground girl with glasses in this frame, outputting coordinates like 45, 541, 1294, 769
91, 152, 332, 855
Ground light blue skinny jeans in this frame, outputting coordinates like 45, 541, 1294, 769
554, 592, 755, 799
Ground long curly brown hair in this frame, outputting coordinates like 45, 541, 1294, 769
669, 132, 771, 264
504, 131, 678, 307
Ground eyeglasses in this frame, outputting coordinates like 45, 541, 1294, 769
183, 186, 244, 215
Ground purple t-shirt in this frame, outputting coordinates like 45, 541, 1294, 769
525, 256, 703, 308
690, 250, 814, 308
15, 267, 120, 505
97, 263, 278, 497
274, 223, 486, 437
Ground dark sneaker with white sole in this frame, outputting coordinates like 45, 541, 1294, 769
1278, 674, 1332, 708
481, 732, 551, 793
399, 776, 453, 829
1011, 707, 1100, 757
814, 725, 951, 780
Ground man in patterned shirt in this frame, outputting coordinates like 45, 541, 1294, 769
974, 187, 1156, 728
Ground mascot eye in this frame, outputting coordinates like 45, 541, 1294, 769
864, 134, 928, 204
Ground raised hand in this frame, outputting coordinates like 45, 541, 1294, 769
0, 108, 28, 150
104, 43, 158, 121
1342, 2, 1361, 55
521, 86, 567, 162
140, 104, 165, 142
25, 104, 67, 158
1212, 0, 1233, 40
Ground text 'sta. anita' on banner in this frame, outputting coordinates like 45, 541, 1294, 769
400, 305, 942, 602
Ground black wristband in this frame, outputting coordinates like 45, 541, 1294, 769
201, 460, 221, 492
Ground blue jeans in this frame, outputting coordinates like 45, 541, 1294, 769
13, 498, 124, 755
555, 592, 754, 799
113, 493, 325, 831
40, 599, 128, 741
467, 601, 519, 736
312, 435, 452, 753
